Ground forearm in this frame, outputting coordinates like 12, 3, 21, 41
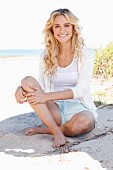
45, 89, 74, 101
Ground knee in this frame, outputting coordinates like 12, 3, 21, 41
65, 116, 94, 136
21, 76, 38, 91
21, 76, 33, 86
78, 116, 90, 128
64, 121, 78, 136
74, 116, 94, 134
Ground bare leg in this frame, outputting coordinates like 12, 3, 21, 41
21, 76, 66, 148
25, 101, 62, 134
25, 107, 95, 137
60, 110, 95, 136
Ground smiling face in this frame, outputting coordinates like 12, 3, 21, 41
52, 15, 73, 43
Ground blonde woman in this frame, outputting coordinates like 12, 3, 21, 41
15, 8, 98, 148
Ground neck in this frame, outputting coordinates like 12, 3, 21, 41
59, 42, 73, 59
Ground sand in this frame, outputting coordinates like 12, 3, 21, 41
0, 56, 113, 170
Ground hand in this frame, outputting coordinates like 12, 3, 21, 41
25, 86, 47, 105
15, 86, 27, 104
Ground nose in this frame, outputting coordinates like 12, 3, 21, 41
60, 26, 65, 33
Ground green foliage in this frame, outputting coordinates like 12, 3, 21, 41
93, 42, 113, 79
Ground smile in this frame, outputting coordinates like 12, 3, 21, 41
59, 34, 67, 37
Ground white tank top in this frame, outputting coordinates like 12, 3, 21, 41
51, 58, 80, 102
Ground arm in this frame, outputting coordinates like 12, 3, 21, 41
70, 48, 95, 99
26, 48, 95, 104
25, 86, 74, 105
45, 89, 74, 101
37, 52, 45, 90
46, 48, 95, 101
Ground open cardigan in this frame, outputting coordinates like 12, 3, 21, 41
38, 46, 98, 119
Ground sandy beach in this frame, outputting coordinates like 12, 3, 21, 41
0, 56, 113, 170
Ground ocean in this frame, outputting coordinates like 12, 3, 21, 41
0, 49, 43, 57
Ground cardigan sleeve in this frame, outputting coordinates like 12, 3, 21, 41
38, 51, 45, 90
70, 47, 95, 99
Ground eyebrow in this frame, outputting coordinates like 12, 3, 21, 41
54, 22, 71, 25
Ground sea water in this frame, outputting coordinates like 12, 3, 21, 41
0, 49, 43, 57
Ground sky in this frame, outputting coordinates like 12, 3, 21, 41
0, 0, 113, 50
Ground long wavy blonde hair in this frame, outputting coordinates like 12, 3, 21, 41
43, 8, 84, 75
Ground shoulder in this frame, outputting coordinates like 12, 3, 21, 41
82, 46, 95, 59
38, 48, 46, 63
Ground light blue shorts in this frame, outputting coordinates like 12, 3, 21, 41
55, 100, 94, 125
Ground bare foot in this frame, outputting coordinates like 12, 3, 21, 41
53, 134, 66, 148
25, 127, 67, 148
25, 127, 47, 136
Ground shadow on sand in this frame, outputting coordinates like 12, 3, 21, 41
0, 103, 113, 159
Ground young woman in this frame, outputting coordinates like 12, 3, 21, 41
15, 8, 98, 148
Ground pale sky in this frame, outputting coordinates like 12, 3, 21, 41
0, 0, 113, 50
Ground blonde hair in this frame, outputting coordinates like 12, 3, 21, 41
43, 8, 84, 75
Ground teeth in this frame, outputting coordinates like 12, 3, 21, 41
59, 35, 66, 37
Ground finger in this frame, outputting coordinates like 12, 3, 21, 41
17, 98, 27, 104
27, 95, 34, 101
19, 93, 26, 99
27, 96, 39, 104
15, 90, 25, 99
28, 100, 38, 105
29, 85, 39, 91
18, 93, 27, 101
16, 97, 24, 104
15, 93, 26, 104
25, 92, 35, 97
16, 95, 23, 103
23, 91, 27, 96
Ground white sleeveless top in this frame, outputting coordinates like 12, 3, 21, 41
51, 58, 80, 102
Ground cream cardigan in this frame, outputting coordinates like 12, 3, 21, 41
38, 46, 98, 119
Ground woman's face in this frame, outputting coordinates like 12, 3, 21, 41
52, 15, 73, 43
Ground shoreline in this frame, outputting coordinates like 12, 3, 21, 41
0, 49, 43, 55
0, 55, 38, 61
0, 49, 44, 60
